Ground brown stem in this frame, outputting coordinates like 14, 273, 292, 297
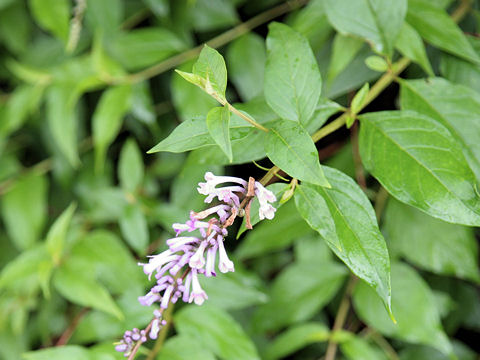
145, 303, 175, 360
55, 308, 89, 346
325, 277, 358, 360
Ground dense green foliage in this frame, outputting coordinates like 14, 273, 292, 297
0, 0, 479, 359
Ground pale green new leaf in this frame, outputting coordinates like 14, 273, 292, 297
350, 83, 369, 117
264, 22, 322, 124
340, 336, 388, 360
175, 305, 260, 360
300, 167, 392, 317
395, 22, 434, 76
407, 0, 480, 64
359, 110, 480, 226
384, 198, 480, 283
92, 84, 132, 172
206, 106, 232, 162
193, 45, 228, 100
324, 0, 407, 57
400, 77, 480, 180
46, 203, 76, 265
353, 262, 452, 355
265, 120, 329, 187
1, 172, 47, 250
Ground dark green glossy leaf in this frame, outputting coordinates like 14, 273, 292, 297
175, 305, 260, 360
265, 120, 329, 187
400, 77, 480, 180
299, 167, 392, 316
384, 198, 480, 282
264, 22, 322, 124
353, 262, 452, 355
324, 0, 407, 57
206, 106, 232, 162
359, 110, 480, 226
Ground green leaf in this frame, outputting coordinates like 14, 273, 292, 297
384, 198, 480, 283
175, 305, 260, 360
206, 106, 232, 162
353, 262, 452, 355
294, 184, 341, 251
199, 270, 268, 310
227, 33, 266, 101
171, 61, 217, 121
400, 77, 480, 180
29, 0, 70, 43
364, 56, 388, 72
235, 200, 312, 260
191, 0, 238, 32
327, 34, 365, 84
118, 138, 144, 193
86, 0, 123, 35
264, 22, 322, 124
399, 342, 477, 360
1, 173, 47, 250
109, 27, 186, 70
299, 167, 393, 317
54, 261, 124, 320
23, 345, 90, 360
265, 120, 330, 187
303, 97, 343, 134
350, 82, 370, 116
263, 322, 329, 360
395, 22, 434, 76
440, 36, 480, 93
92, 85, 132, 173
324, 0, 407, 57
406, 0, 480, 64
340, 336, 388, 360
253, 261, 347, 332
46, 203, 76, 265
359, 110, 480, 226
46, 85, 80, 167
158, 336, 216, 360
192, 45, 228, 100
119, 203, 149, 254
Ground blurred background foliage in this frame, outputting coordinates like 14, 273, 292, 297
0, 0, 479, 359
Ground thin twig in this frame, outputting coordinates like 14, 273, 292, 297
145, 303, 175, 360
325, 277, 358, 360
55, 308, 89, 346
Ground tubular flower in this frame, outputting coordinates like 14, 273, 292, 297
116, 172, 276, 357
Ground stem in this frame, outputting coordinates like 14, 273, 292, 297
226, 102, 269, 132
127, 0, 308, 83
55, 308, 89, 346
325, 277, 358, 360
146, 303, 175, 360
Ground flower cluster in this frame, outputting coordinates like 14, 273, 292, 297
115, 172, 276, 358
